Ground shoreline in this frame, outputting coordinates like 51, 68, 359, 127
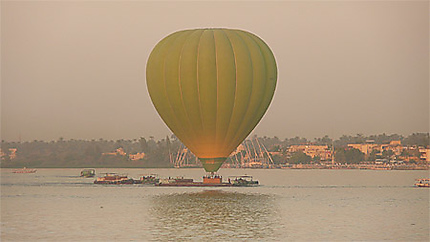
1, 166, 428, 170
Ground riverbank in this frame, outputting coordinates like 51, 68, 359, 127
2, 164, 428, 170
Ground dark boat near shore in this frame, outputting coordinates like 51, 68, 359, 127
80, 168, 96, 177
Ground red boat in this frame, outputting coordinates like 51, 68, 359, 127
12, 167, 37, 173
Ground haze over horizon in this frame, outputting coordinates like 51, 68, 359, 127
2, 1, 429, 142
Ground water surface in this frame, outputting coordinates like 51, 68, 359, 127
1, 168, 429, 241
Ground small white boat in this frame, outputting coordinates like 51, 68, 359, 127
414, 178, 430, 187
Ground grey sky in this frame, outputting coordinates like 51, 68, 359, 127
1, 1, 429, 142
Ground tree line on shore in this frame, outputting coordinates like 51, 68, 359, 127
1, 133, 428, 168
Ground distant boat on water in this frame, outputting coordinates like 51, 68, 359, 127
12, 167, 37, 173
80, 168, 96, 177
414, 178, 430, 187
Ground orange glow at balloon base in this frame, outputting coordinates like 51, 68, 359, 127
199, 157, 227, 173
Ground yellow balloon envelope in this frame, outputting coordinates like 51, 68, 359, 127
146, 28, 277, 172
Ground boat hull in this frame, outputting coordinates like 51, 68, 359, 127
156, 182, 233, 187
414, 179, 430, 187
12, 169, 37, 173
415, 183, 430, 187
94, 179, 135, 185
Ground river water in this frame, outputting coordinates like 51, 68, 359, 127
1, 168, 429, 241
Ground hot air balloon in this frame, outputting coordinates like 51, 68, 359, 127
146, 28, 277, 173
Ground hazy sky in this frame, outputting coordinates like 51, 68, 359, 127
1, 0, 429, 142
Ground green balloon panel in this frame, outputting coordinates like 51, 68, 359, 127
146, 28, 277, 172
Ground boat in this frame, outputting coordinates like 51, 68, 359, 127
136, 174, 160, 185
12, 167, 37, 173
155, 175, 259, 187
92, 173, 260, 187
414, 178, 430, 187
156, 176, 199, 186
156, 175, 233, 187
228, 175, 259, 186
80, 168, 96, 177
94, 173, 135, 184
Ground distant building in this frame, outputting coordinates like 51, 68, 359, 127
419, 148, 430, 162
0, 148, 17, 160
230, 144, 245, 156
389, 140, 401, 146
116, 148, 126, 156
348, 143, 379, 155
9, 148, 17, 160
348, 140, 403, 157
269, 151, 282, 156
380, 140, 403, 156
288, 144, 332, 160
0, 149, 5, 160
102, 147, 126, 156
129, 152, 145, 161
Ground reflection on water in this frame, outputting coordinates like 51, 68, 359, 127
2, 169, 428, 241
149, 190, 282, 241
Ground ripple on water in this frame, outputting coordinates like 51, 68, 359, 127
148, 190, 283, 241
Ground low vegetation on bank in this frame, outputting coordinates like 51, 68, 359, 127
1, 133, 428, 168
